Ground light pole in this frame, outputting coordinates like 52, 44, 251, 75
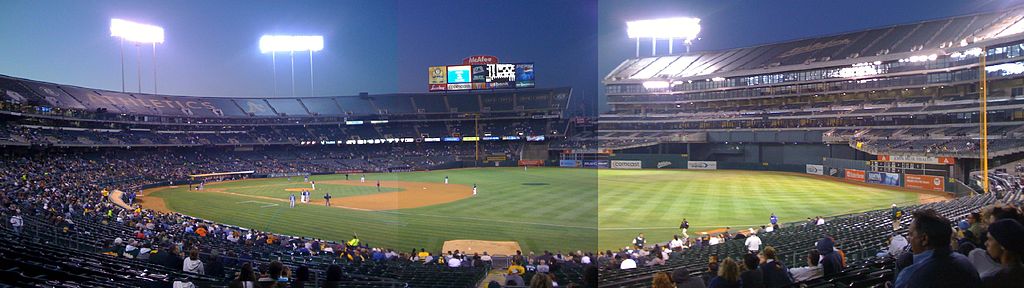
110, 19, 164, 94
260, 35, 323, 97
627, 17, 701, 57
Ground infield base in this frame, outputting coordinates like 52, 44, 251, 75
442, 240, 521, 256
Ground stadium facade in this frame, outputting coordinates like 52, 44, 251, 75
600, 7, 1024, 193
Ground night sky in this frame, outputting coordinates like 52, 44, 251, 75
2, 0, 1021, 114
0, 0, 598, 113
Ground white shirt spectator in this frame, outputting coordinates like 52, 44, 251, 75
669, 238, 684, 250
765, 225, 775, 232
968, 248, 1001, 277
581, 255, 591, 264
745, 234, 762, 252
10, 215, 23, 228
620, 258, 637, 269
888, 234, 908, 256
816, 218, 826, 225
481, 254, 492, 262
447, 257, 462, 267
709, 236, 721, 245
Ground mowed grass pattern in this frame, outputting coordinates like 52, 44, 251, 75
597, 170, 920, 250
148, 167, 598, 254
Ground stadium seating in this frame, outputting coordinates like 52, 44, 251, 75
597, 191, 1020, 287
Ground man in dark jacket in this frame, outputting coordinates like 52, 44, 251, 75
816, 237, 844, 277
894, 209, 981, 288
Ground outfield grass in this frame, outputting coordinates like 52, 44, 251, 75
597, 169, 921, 251
149, 168, 928, 254
148, 167, 598, 254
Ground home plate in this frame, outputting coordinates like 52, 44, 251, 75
442, 240, 521, 256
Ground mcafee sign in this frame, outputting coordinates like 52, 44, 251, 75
463, 55, 498, 65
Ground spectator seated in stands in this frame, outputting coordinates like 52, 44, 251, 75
739, 253, 764, 288
672, 267, 706, 288
229, 262, 258, 288
257, 260, 286, 287
707, 257, 741, 288
816, 236, 844, 277
788, 249, 822, 282
506, 260, 526, 286
757, 246, 793, 287
878, 232, 909, 258
183, 248, 205, 275
894, 209, 981, 288
981, 218, 1024, 287
651, 271, 674, 288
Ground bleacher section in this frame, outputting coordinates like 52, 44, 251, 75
600, 5, 1024, 157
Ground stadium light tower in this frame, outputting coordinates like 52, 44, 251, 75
260, 35, 324, 97
110, 19, 164, 94
627, 17, 701, 57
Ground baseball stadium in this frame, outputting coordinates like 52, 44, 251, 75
1, 1, 1024, 288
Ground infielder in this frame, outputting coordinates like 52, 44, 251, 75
289, 193, 296, 208
472, 184, 477, 196
324, 192, 332, 207
360, 175, 365, 183
310, 180, 316, 190
444, 176, 449, 184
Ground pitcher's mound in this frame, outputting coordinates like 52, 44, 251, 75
442, 240, 521, 256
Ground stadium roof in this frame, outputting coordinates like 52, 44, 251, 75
606, 5, 1024, 83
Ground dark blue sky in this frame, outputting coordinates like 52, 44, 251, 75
0, 0, 598, 114
4, 0, 1021, 114
598, 0, 1021, 111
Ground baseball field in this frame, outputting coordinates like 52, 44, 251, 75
142, 167, 600, 254
142, 167, 948, 254
597, 169, 947, 250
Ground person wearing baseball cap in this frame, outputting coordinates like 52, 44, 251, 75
982, 218, 1024, 287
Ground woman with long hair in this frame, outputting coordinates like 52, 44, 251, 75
708, 258, 741, 288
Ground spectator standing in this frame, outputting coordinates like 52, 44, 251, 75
9, 212, 23, 235
745, 232, 762, 254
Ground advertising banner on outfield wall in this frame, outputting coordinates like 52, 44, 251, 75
904, 174, 945, 191
610, 160, 642, 169
877, 155, 955, 165
687, 161, 717, 170
845, 169, 866, 182
805, 164, 824, 175
867, 171, 901, 186
583, 160, 609, 168
559, 160, 580, 167
518, 160, 544, 166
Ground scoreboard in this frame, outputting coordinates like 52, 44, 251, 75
429, 56, 534, 91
